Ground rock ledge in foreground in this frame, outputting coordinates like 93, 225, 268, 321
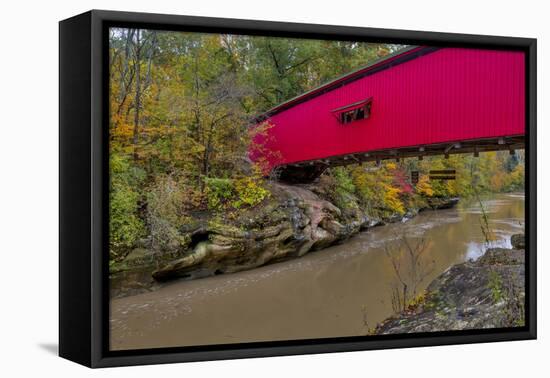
376, 234, 526, 334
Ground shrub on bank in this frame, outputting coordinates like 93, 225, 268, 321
147, 175, 194, 253
109, 155, 146, 261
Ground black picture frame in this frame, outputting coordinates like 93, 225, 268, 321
59, 9, 537, 368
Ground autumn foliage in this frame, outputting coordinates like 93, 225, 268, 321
107, 28, 524, 262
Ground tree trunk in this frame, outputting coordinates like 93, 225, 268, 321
132, 30, 141, 161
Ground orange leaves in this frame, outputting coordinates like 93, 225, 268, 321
110, 120, 134, 140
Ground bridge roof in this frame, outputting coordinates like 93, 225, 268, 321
256, 45, 439, 120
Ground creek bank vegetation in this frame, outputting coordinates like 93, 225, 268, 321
108, 28, 526, 297
383, 234, 435, 314
375, 233, 526, 333
110, 167, 459, 297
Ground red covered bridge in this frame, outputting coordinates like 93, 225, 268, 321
250, 46, 525, 182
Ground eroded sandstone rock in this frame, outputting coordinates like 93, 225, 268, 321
110, 182, 460, 297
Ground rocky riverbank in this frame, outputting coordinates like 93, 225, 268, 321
375, 234, 526, 334
110, 181, 458, 298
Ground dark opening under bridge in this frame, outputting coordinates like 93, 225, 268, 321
250, 46, 526, 183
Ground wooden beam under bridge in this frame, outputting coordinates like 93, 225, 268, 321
272, 135, 524, 184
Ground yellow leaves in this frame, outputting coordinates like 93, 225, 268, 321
111, 121, 134, 140
349, 163, 410, 215
383, 183, 405, 215
385, 162, 397, 170
490, 172, 505, 192
508, 164, 524, 188
233, 177, 270, 208
350, 166, 369, 189
416, 175, 434, 197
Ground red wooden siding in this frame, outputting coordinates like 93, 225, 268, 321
252, 47, 525, 170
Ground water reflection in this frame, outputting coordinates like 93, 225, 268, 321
110, 193, 525, 350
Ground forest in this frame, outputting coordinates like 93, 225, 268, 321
108, 28, 525, 264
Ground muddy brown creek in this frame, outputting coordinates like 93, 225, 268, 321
110, 193, 525, 350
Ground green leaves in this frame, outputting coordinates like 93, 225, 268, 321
109, 155, 146, 260
204, 176, 270, 211
204, 177, 234, 210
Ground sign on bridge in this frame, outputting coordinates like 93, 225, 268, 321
429, 170, 456, 181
